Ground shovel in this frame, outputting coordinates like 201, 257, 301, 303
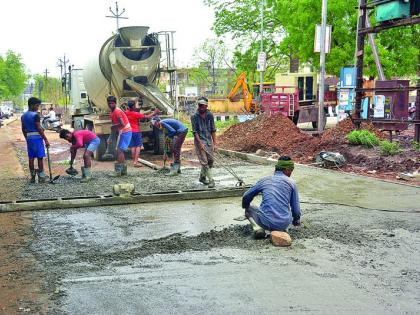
46, 146, 60, 184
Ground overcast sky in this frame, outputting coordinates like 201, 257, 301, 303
0, 0, 216, 78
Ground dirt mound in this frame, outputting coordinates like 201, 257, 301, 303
219, 113, 314, 159
319, 118, 386, 147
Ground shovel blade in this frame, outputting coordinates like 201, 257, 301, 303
49, 175, 60, 184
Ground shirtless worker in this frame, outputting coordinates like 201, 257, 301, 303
107, 95, 132, 176
59, 129, 100, 182
242, 156, 301, 239
21, 97, 50, 183
191, 96, 217, 188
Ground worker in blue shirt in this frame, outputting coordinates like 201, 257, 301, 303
242, 156, 301, 239
21, 97, 50, 183
152, 117, 188, 176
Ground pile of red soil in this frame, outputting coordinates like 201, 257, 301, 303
219, 113, 315, 160
319, 118, 386, 148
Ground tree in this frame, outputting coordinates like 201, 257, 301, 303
192, 38, 231, 95
0, 51, 27, 100
205, 0, 420, 78
33, 74, 66, 105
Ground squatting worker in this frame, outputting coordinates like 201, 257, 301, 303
107, 95, 132, 176
21, 97, 50, 183
152, 117, 188, 176
124, 99, 160, 167
191, 96, 217, 188
242, 156, 301, 239
59, 129, 100, 183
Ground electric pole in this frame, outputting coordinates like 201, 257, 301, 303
58, 54, 69, 110
259, 0, 265, 99
318, 0, 328, 133
106, 1, 128, 32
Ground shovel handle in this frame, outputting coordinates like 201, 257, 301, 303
46, 146, 53, 181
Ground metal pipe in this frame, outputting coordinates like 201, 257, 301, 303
259, 0, 264, 100
318, 0, 328, 133
366, 15, 385, 80
355, 0, 367, 121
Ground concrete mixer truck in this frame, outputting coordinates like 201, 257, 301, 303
71, 26, 175, 160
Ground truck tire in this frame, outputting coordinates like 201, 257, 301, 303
153, 126, 164, 155
95, 135, 108, 161
312, 110, 328, 130
292, 111, 300, 125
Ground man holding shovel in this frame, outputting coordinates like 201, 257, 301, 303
242, 156, 301, 239
21, 97, 50, 183
59, 129, 100, 182
191, 97, 217, 188
152, 117, 188, 176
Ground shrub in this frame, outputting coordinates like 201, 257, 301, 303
346, 130, 380, 148
379, 141, 402, 156
411, 140, 420, 151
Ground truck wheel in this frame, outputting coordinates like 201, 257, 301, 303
153, 126, 164, 155
95, 135, 108, 161
292, 111, 300, 125
312, 110, 328, 130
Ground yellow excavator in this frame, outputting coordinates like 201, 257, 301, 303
227, 72, 258, 113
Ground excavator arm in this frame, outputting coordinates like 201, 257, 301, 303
227, 72, 256, 112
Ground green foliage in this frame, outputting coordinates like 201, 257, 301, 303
0, 51, 27, 100
33, 74, 66, 105
180, 116, 239, 138
205, 0, 420, 77
379, 141, 402, 156
410, 140, 420, 151
346, 130, 379, 148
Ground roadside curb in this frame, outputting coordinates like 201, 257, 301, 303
217, 148, 420, 189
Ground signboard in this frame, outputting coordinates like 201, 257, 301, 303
185, 86, 198, 97
257, 52, 266, 72
314, 24, 332, 53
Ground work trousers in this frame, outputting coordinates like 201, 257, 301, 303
194, 140, 214, 168
173, 131, 187, 163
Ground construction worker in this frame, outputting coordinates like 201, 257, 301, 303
242, 156, 301, 239
124, 99, 159, 167
59, 129, 100, 182
152, 117, 188, 176
191, 96, 216, 188
21, 97, 50, 183
107, 95, 132, 176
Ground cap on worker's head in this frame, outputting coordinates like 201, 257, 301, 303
107, 95, 117, 104
197, 96, 208, 106
151, 117, 161, 127
28, 97, 41, 107
275, 156, 294, 171
127, 100, 135, 108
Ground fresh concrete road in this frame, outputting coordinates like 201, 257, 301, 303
27, 164, 420, 314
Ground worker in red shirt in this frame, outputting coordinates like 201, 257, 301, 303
59, 129, 100, 182
124, 99, 160, 167
107, 95, 132, 176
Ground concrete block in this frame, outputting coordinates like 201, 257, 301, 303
271, 231, 292, 247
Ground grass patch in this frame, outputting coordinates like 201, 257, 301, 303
379, 140, 402, 156
346, 130, 380, 148
180, 117, 239, 138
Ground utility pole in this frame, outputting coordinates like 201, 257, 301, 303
106, 1, 128, 32
58, 54, 69, 110
318, 0, 328, 133
259, 0, 265, 99
44, 68, 49, 102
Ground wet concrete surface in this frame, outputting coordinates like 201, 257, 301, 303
26, 165, 420, 314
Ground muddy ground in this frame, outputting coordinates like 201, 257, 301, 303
1, 119, 419, 314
